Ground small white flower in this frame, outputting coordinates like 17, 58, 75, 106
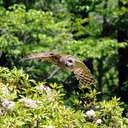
45, 87, 52, 96
36, 84, 46, 93
86, 109, 96, 118
35, 100, 42, 104
96, 119, 102, 125
1, 86, 9, 96
25, 99, 37, 108
2, 100, 15, 110
47, 96, 55, 102
19, 98, 42, 108
36, 84, 52, 95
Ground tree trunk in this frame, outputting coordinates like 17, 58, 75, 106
118, 29, 128, 103
117, 1, 128, 103
97, 58, 104, 100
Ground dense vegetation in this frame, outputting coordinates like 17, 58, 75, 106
0, 0, 128, 127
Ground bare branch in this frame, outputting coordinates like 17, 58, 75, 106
45, 67, 60, 80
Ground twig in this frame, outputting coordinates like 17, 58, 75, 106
45, 67, 60, 80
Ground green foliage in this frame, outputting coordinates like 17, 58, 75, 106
0, 67, 85, 127
0, 66, 128, 127
0, 1, 128, 127
100, 97, 126, 127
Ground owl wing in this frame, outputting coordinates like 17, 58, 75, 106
70, 60, 95, 88
23, 53, 48, 60
23, 52, 60, 61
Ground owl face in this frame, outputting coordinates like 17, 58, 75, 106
64, 56, 75, 67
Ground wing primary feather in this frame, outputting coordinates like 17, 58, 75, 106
23, 53, 45, 60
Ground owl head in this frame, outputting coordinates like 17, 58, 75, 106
64, 55, 75, 67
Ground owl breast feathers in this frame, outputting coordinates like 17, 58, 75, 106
24, 52, 95, 88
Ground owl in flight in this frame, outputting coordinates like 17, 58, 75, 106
24, 52, 95, 88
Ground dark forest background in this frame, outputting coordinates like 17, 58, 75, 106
0, 0, 128, 127
0, 0, 128, 128
1, 0, 128, 102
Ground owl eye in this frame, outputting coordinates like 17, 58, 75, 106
68, 59, 73, 63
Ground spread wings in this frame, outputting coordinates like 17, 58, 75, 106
70, 60, 95, 88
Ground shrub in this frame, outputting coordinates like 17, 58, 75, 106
0, 66, 128, 127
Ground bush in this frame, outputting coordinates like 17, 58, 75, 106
0, 66, 128, 127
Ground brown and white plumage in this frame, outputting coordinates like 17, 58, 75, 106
23, 52, 95, 88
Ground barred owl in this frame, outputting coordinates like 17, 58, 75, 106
24, 52, 95, 88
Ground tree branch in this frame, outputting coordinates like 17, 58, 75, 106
45, 67, 60, 80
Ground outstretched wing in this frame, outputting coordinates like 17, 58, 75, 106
23, 52, 60, 61
70, 60, 95, 88
23, 53, 48, 60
